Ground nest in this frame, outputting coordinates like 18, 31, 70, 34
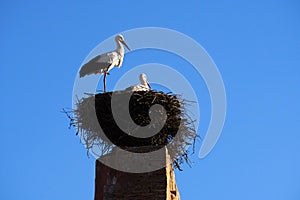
68, 90, 197, 170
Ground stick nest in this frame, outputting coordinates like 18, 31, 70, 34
69, 90, 197, 170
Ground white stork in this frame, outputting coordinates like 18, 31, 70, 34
125, 73, 151, 92
79, 34, 130, 92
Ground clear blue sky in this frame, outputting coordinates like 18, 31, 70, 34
1, 0, 300, 199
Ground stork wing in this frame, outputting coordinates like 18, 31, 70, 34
79, 52, 120, 77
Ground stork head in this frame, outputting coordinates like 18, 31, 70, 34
139, 73, 151, 89
115, 34, 131, 51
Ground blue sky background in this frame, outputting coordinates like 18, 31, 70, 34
1, 0, 300, 199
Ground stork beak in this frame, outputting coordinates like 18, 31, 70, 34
122, 40, 131, 51
147, 81, 151, 89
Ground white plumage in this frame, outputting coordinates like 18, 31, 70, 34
79, 34, 130, 92
125, 73, 151, 92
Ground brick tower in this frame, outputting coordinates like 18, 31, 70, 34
94, 147, 180, 200
71, 91, 196, 200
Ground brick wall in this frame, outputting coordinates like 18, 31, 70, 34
94, 147, 180, 200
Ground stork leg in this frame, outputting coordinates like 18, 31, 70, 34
103, 72, 107, 93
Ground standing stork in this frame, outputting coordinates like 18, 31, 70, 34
79, 34, 130, 92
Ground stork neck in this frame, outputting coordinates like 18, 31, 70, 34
141, 80, 147, 86
116, 41, 124, 55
